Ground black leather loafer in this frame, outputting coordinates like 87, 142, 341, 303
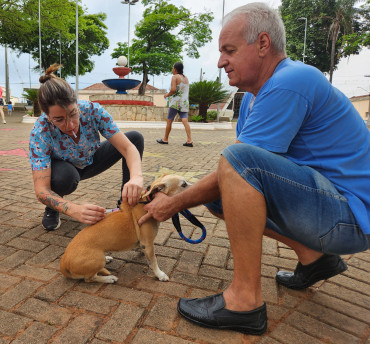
276, 254, 347, 290
156, 139, 168, 144
177, 293, 267, 335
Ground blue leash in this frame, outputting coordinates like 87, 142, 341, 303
172, 209, 207, 244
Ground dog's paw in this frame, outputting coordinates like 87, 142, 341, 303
90, 274, 118, 284
103, 275, 118, 283
105, 256, 113, 264
157, 271, 169, 282
108, 275, 118, 283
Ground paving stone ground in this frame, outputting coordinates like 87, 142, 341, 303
0, 111, 369, 344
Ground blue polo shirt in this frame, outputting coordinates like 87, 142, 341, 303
237, 58, 370, 234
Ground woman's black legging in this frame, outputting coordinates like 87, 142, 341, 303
50, 131, 144, 203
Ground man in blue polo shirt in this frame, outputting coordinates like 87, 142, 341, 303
138, 2, 370, 335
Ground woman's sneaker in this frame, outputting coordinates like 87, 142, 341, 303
42, 207, 61, 231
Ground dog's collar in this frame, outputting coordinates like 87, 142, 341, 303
138, 185, 152, 204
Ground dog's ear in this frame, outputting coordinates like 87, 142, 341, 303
142, 182, 167, 198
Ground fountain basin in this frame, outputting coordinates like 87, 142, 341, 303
102, 79, 141, 95
113, 66, 131, 78
91, 93, 154, 107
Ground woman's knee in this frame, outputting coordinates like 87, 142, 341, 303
50, 160, 80, 196
125, 131, 144, 156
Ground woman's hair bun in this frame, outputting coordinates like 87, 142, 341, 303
39, 63, 62, 84
39, 74, 53, 84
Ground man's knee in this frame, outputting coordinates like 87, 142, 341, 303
221, 143, 270, 168
218, 154, 242, 181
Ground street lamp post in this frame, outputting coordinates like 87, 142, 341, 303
121, 0, 139, 68
298, 17, 307, 63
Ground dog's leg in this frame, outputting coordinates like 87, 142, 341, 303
143, 243, 169, 281
131, 205, 168, 281
98, 268, 111, 276
87, 273, 118, 283
105, 256, 113, 264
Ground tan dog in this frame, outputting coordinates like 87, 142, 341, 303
60, 174, 190, 283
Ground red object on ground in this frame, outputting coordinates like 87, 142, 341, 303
0, 148, 28, 157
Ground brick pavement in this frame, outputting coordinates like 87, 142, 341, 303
0, 111, 369, 344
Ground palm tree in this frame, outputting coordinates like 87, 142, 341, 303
189, 80, 229, 122
326, 0, 358, 83
22, 89, 41, 116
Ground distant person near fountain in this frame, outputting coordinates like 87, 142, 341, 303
29, 64, 144, 231
157, 62, 193, 147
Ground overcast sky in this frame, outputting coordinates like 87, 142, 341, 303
1, 0, 369, 100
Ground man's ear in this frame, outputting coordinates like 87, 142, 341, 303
257, 32, 271, 57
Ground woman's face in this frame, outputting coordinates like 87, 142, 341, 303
48, 103, 80, 138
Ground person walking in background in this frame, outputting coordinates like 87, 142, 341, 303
29, 64, 144, 231
157, 62, 193, 147
0, 86, 6, 124
7, 101, 12, 116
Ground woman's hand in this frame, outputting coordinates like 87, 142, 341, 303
122, 175, 144, 206
68, 203, 106, 224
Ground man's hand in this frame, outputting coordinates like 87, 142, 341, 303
138, 192, 178, 226
70, 203, 106, 224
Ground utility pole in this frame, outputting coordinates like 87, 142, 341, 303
75, 0, 79, 98
38, 0, 42, 75
5, 45, 10, 103
216, 0, 225, 122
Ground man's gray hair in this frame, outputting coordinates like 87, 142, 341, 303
224, 2, 286, 53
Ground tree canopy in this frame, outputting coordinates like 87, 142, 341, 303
111, 0, 214, 95
341, 0, 370, 56
280, 0, 368, 80
0, 0, 109, 77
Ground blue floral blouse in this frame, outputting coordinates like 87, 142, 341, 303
29, 100, 120, 170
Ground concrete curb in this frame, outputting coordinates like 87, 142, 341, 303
22, 115, 233, 130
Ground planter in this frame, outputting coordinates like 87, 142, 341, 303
22, 114, 37, 124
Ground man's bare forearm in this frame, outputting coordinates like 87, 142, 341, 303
173, 171, 220, 212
